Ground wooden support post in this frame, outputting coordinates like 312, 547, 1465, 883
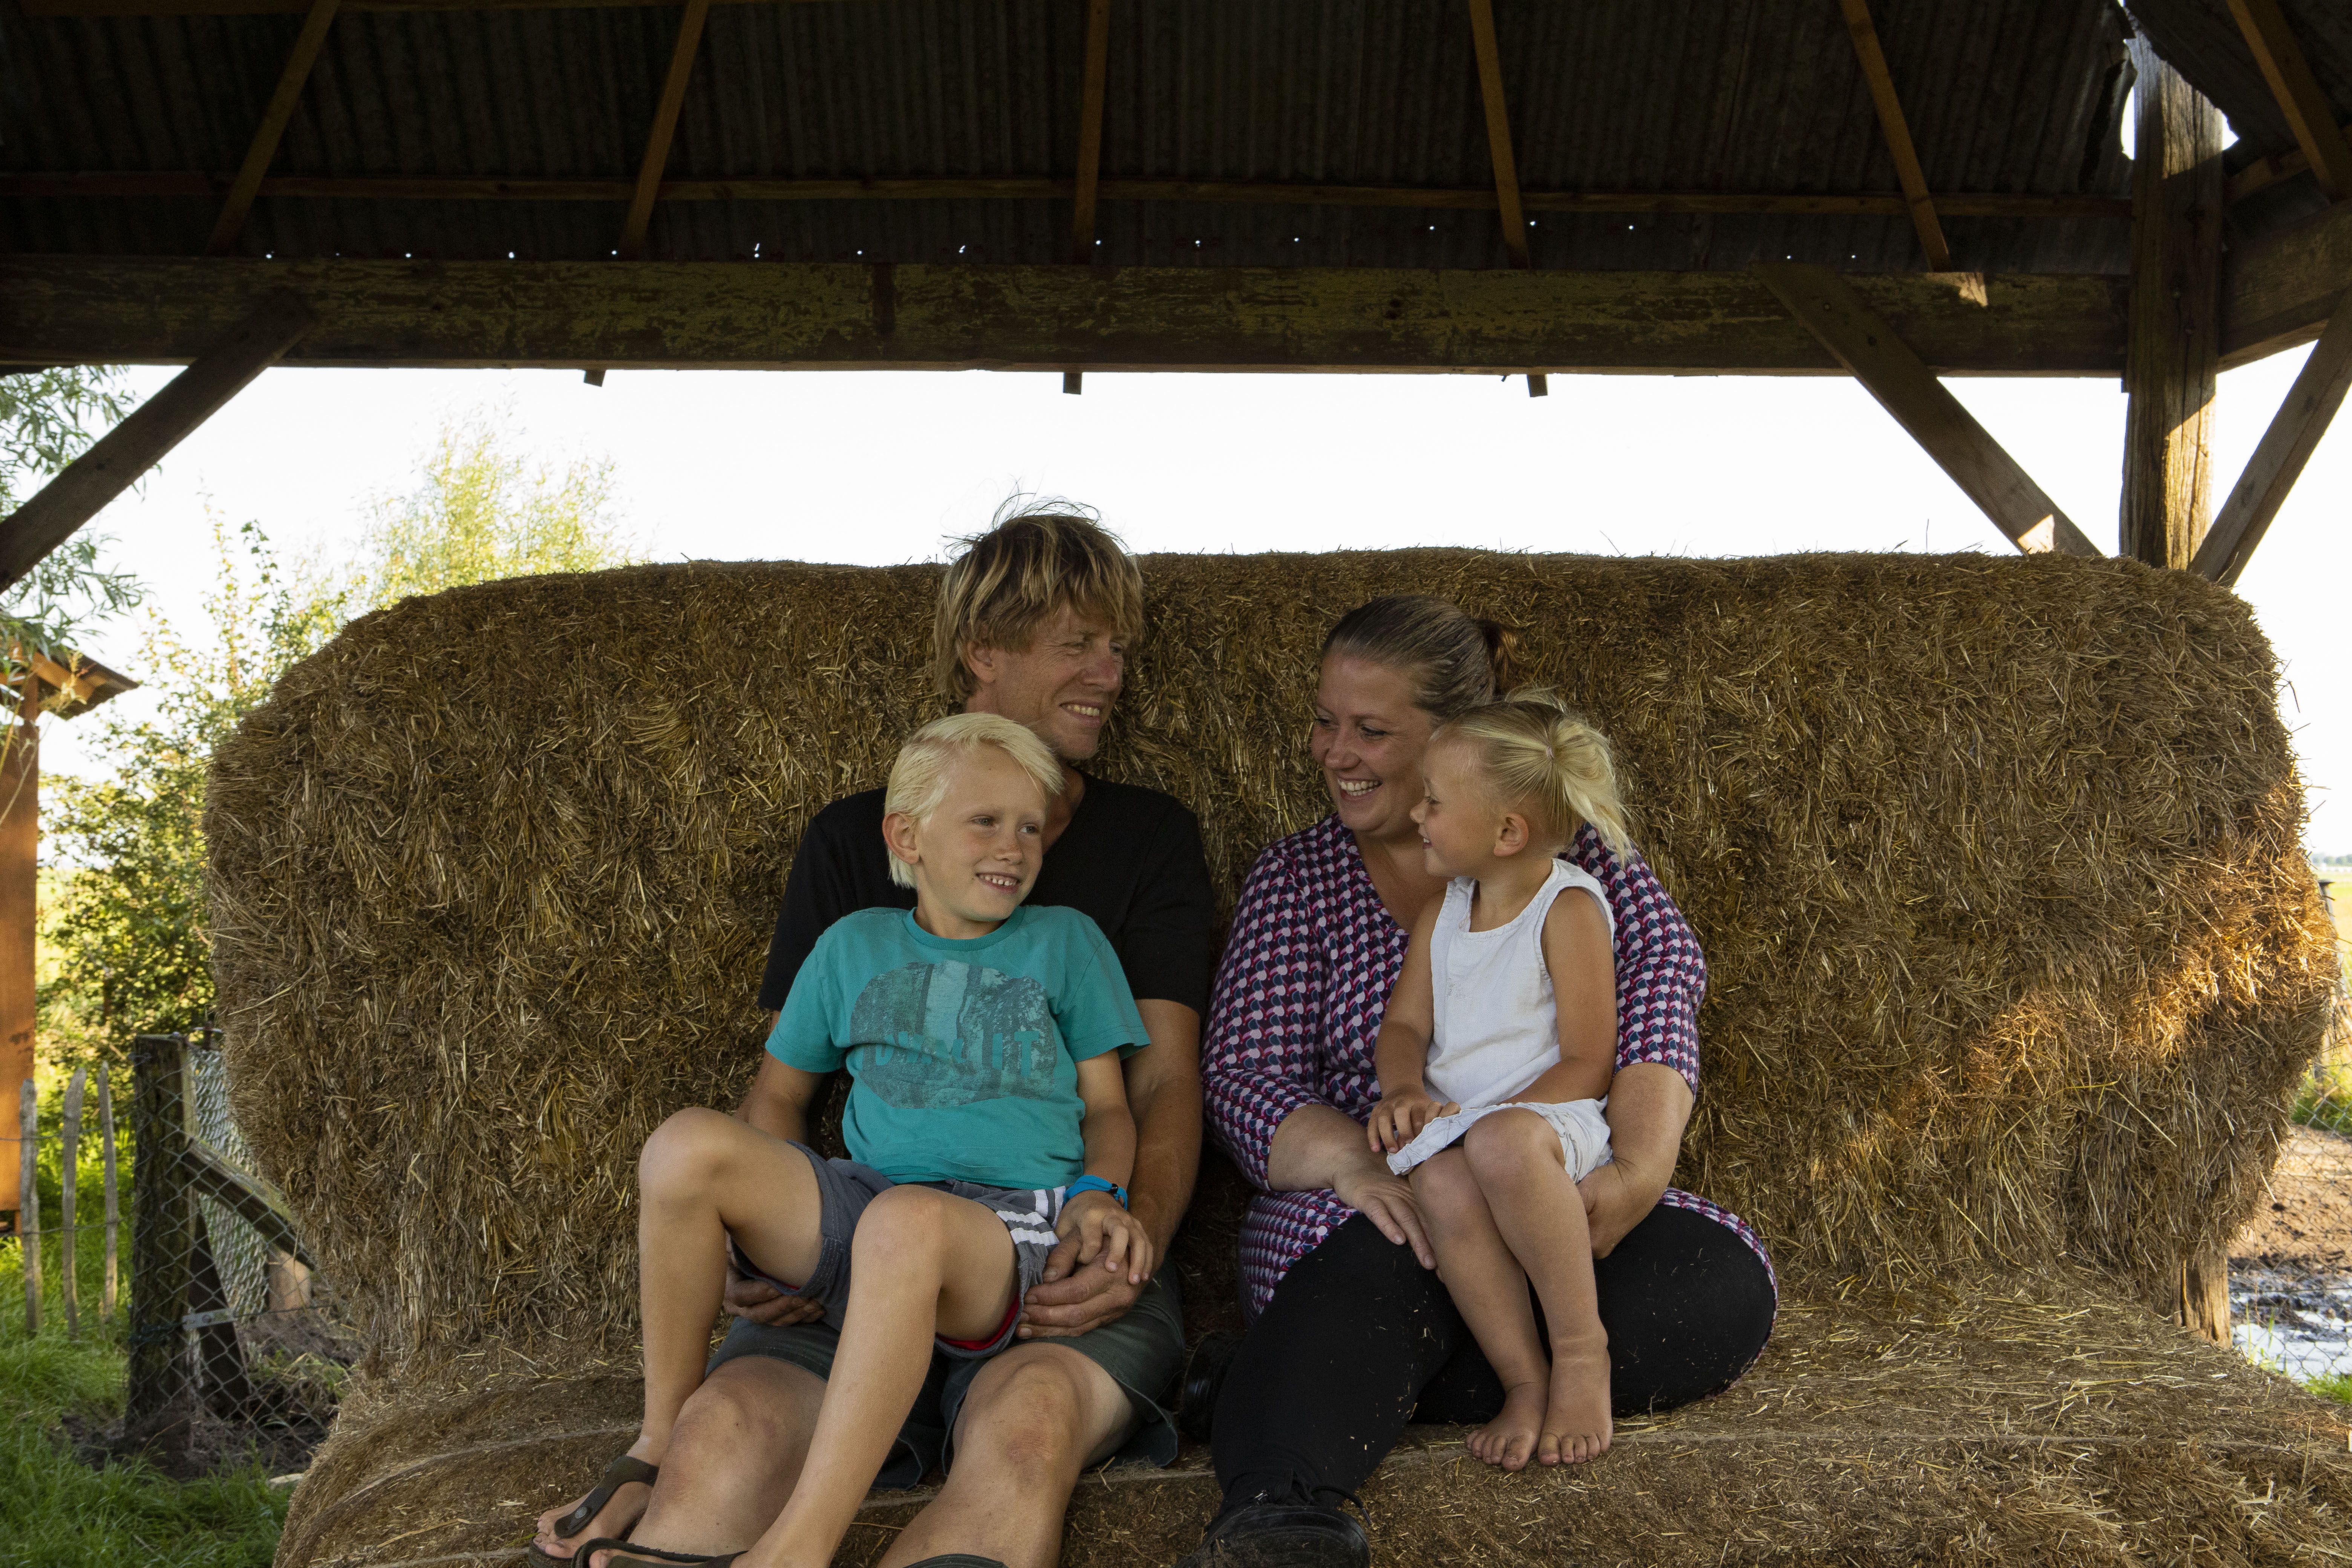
585, 0, 712, 387
2181, 1242, 2231, 1344
1064, 0, 1112, 396
0, 684, 35, 1218
1838, 0, 1952, 271
2224, 0, 2352, 203
60, 1064, 82, 1338
1465, 0, 1544, 397
127, 1037, 192, 1419
0, 292, 312, 595
1756, 262, 2101, 556
205, 0, 343, 255
18, 1080, 37, 1337
2191, 297, 2352, 587
2120, 40, 2226, 570
98, 1069, 116, 1319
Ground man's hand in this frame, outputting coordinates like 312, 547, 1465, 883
722, 1263, 825, 1326
1577, 1158, 1666, 1259
1366, 1084, 1456, 1155
1020, 1194, 1152, 1339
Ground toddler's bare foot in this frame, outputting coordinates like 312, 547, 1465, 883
1537, 1341, 1612, 1466
533, 1434, 661, 1560
1467, 1379, 1549, 1471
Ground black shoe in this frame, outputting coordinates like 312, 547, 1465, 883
1177, 1332, 1241, 1442
1171, 1496, 1370, 1568
903, 1558, 1008, 1568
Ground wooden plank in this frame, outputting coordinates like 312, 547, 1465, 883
585, 0, 710, 387
0, 291, 311, 593
60, 1065, 82, 1338
2190, 296, 2352, 587
126, 1037, 192, 1417
177, 1135, 311, 1266
2119, 40, 2226, 570
2221, 192, 2352, 366
0, 170, 2134, 218
1465, 0, 1543, 397
1837, 0, 1952, 270
16, 1081, 35, 1336
2223, 0, 2352, 202
97, 1070, 116, 1320
0, 256, 2130, 375
2228, 120, 2352, 205
1063, 0, 1112, 395
0, 682, 34, 1226
28, 0, 783, 11
205, 0, 341, 256
1755, 261, 2100, 556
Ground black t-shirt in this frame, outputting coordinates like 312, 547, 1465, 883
757, 774, 1219, 1017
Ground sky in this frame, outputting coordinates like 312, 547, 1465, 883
32, 345, 2352, 847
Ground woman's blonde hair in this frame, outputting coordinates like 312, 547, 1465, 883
1437, 689, 1634, 856
931, 500, 1147, 703
882, 713, 1066, 887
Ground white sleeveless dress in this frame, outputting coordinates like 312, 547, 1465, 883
1385, 858, 1616, 1178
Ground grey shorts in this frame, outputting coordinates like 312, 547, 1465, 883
727, 1142, 1070, 1359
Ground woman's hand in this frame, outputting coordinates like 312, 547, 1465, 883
1577, 1157, 1668, 1258
1331, 1146, 1436, 1269
1367, 1085, 1457, 1155
721, 1262, 826, 1326
1060, 1190, 1156, 1287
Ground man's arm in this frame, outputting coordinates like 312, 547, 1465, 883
1017, 997, 1200, 1337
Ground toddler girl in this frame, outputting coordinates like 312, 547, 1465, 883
1367, 691, 1632, 1471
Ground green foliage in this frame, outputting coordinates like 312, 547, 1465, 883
2293, 1059, 2352, 1138
0, 369, 130, 516
2308, 1371, 2352, 1404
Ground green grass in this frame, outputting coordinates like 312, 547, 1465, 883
2292, 1059, 2352, 1137
2306, 1372, 2352, 1405
1, 1069, 291, 1568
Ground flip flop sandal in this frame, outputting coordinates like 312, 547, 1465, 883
526, 1455, 659, 1567
573, 1540, 742, 1568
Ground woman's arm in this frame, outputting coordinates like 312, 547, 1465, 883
1267, 1105, 1435, 1268
1201, 849, 1337, 1187
1580, 1062, 1692, 1255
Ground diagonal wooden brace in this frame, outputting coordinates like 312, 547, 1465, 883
1755, 262, 2101, 557
2190, 297, 2352, 588
0, 291, 313, 593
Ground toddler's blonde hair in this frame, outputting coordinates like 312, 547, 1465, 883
1437, 689, 1634, 856
882, 713, 1065, 888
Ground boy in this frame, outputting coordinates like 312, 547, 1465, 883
556, 712, 1151, 1568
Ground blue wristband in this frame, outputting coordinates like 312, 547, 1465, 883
1067, 1175, 1129, 1209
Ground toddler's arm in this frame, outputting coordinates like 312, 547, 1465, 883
1067, 1054, 1154, 1285
1368, 898, 1458, 1154
1518, 887, 1618, 1105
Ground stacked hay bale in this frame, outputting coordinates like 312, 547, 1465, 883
207, 550, 2349, 1565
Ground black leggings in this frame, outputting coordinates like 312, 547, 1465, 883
1211, 1203, 1778, 1508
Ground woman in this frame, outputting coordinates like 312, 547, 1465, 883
1177, 596, 1777, 1568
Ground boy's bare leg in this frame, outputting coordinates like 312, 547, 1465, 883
1408, 1147, 1554, 1472
1464, 1110, 1612, 1465
747, 1184, 1019, 1568
534, 1109, 828, 1558
875, 1342, 1133, 1568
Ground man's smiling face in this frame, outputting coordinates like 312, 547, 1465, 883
963, 601, 1127, 762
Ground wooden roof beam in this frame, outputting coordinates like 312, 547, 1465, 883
1756, 262, 2099, 556
2221, 188, 2352, 365
2222, 0, 2352, 202
1838, 0, 1953, 271
1465, 0, 1542, 397
1064, 0, 1110, 396
0, 292, 312, 592
2191, 297, 2352, 587
204, 0, 340, 255
586, 0, 710, 386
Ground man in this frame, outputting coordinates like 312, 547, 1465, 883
533, 505, 1214, 1568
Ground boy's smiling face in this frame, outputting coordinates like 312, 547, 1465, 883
885, 745, 1052, 939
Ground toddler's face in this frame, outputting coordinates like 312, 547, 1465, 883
899, 746, 1050, 934
1412, 739, 1502, 880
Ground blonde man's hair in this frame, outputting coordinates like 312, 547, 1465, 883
1438, 689, 1635, 856
931, 500, 1147, 703
882, 712, 1067, 888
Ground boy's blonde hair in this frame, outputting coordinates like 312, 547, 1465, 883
931, 501, 1147, 703
1437, 689, 1634, 856
882, 713, 1066, 887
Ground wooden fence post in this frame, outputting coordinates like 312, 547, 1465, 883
98, 1068, 116, 1320
17, 1078, 37, 1337
127, 1035, 192, 1418
60, 1064, 82, 1337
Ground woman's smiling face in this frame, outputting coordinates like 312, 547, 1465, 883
1312, 655, 1438, 842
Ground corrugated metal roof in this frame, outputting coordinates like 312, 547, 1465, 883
1, 0, 2142, 271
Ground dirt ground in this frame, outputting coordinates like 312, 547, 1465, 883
2231, 1123, 2352, 1271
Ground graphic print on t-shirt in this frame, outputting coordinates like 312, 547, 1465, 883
846, 959, 1063, 1109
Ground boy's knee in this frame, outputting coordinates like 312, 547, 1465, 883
853, 1183, 954, 1256
638, 1106, 737, 1192
1463, 1110, 1562, 1176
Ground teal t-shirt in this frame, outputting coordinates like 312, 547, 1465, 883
765, 904, 1148, 1188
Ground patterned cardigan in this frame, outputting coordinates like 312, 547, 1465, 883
1202, 813, 1775, 1318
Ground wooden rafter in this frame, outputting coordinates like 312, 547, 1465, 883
0, 171, 2134, 219
204, 0, 341, 255
1064, 0, 1111, 396
2223, 0, 2352, 202
2190, 297, 2352, 587
1464, 0, 1541, 395
28, 0, 768, 11
586, 0, 712, 386
1837, 0, 1953, 271
2229, 121, 2352, 204
1755, 262, 2100, 557
2222, 189, 2352, 366
0, 292, 312, 591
